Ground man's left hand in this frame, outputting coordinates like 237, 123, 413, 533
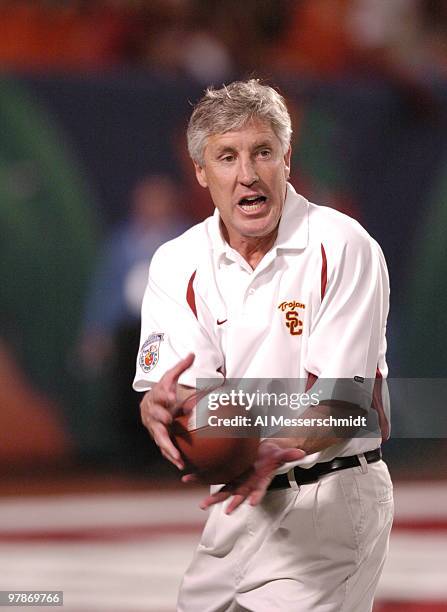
182, 441, 305, 514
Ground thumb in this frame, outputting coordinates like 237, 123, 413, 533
279, 448, 306, 463
166, 353, 195, 391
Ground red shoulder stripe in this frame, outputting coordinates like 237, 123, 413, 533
321, 243, 328, 300
305, 372, 318, 392
186, 271, 197, 319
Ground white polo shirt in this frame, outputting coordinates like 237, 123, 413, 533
133, 183, 390, 467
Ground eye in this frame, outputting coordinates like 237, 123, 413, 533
220, 154, 235, 163
257, 149, 271, 159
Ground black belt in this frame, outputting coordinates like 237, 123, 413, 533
268, 448, 382, 490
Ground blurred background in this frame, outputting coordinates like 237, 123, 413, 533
0, 1, 446, 610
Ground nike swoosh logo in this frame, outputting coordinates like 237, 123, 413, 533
217, 319, 228, 326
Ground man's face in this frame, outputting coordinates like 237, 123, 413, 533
194, 119, 291, 246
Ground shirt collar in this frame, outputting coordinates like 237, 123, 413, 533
275, 182, 309, 251
208, 182, 309, 265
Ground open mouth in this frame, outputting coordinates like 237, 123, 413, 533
238, 195, 267, 212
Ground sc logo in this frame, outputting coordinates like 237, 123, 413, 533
285, 310, 303, 336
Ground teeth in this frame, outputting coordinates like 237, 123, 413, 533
238, 195, 266, 211
240, 202, 262, 211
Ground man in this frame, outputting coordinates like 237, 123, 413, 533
134, 79, 393, 612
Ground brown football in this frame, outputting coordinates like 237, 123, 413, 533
171, 412, 259, 484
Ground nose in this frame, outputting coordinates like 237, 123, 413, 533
238, 157, 258, 186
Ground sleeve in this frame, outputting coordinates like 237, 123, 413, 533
304, 233, 390, 409
132, 248, 224, 392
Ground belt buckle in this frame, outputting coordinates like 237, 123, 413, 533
287, 467, 300, 491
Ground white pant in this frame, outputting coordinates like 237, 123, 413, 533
177, 460, 393, 612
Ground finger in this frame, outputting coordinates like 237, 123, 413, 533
199, 490, 231, 510
146, 418, 168, 440
160, 448, 184, 470
158, 439, 182, 466
278, 448, 306, 463
151, 422, 184, 469
151, 354, 195, 408
248, 489, 265, 506
147, 405, 173, 426
162, 353, 195, 389
150, 385, 177, 408
181, 473, 199, 484
224, 494, 246, 515
248, 477, 272, 506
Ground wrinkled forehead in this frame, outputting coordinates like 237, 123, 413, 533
203, 118, 280, 152
213, 115, 275, 138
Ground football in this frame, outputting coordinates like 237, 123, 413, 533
171, 412, 259, 484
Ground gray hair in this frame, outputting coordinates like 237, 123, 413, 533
187, 79, 292, 165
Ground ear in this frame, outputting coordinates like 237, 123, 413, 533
194, 161, 208, 189
283, 146, 292, 180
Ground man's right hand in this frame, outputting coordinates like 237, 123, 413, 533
140, 353, 195, 469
